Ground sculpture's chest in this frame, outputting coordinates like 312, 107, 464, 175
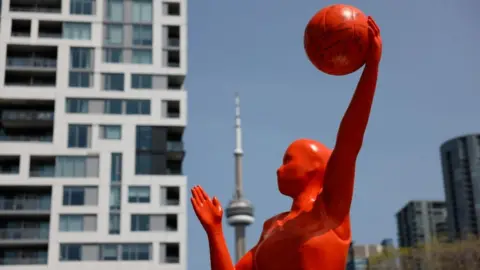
254, 227, 349, 270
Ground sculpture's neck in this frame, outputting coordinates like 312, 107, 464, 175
290, 185, 320, 213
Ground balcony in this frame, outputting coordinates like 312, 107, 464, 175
2, 111, 54, 128
10, 0, 61, 13
166, 50, 180, 68
0, 228, 49, 241
165, 26, 180, 49
11, 19, 31, 37
0, 156, 20, 174
0, 248, 48, 265
167, 141, 184, 160
0, 198, 51, 213
6, 45, 57, 72
163, 100, 180, 118
0, 100, 54, 142
167, 75, 184, 90
38, 21, 62, 38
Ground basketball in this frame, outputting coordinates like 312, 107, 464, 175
304, 4, 370, 76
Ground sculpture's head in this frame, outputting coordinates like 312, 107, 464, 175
277, 138, 332, 198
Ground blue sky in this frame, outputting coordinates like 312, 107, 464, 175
185, 0, 480, 268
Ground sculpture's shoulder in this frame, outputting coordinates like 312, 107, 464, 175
263, 212, 288, 228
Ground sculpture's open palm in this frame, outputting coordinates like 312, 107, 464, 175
191, 185, 223, 233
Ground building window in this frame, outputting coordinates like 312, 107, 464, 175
103, 73, 124, 91
131, 74, 152, 89
109, 214, 120, 234
55, 156, 99, 177
105, 24, 123, 45
66, 99, 89, 113
110, 186, 121, 210
63, 187, 85, 206
63, 22, 91, 40
68, 124, 91, 148
69, 72, 91, 87
161, 186, 180, 205
131, 0, 152, 23
128, 186, 150, 203
60, 215, 83, 231
70, 47, 92, 68
136, 126, 152, 150
103, 48, 123, 63
132, 49, 152, 64
101, 244, 118, 260
104, 99, 123, 114
111, 153, 122, 182
100, 125, 121, 140
161, 243, 180, 263
163, 2, 180, 16
70, 0, 94, 15
131, 214, 149, 231
60, 244, 82, 261
106, 0, 124, 21
126, 100, 150, 115
59, 215, 97, 232
132, 25, 152, 45
122, 244, 150, 260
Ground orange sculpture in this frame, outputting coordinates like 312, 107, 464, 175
191, 16, 382, 270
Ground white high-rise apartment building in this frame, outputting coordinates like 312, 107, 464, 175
0, 0, 187, 269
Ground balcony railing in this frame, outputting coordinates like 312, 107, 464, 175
0, 198, 51, 211
29, 167, 55, 177
10, 6, 61, 13
167, 38, 180, 47
0, 228, 49, 240
7, 57, 57, 68
11, 32, 30, 37
2, 111, 54, 121
0, 256, 48, 265
167, 141, 184, 152
166, 168, 182, 175
0, 135, 53, 142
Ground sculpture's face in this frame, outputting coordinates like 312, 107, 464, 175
277, 139, 331, 197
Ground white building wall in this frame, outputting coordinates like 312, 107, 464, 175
0, 0, 188, 268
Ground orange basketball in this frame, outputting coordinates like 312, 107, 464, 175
304, 4, 369, 76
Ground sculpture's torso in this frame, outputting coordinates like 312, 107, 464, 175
253, 212, 350, 270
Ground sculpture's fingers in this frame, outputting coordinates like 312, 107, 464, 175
198, 186, 211, 201
192, 186, 205, 203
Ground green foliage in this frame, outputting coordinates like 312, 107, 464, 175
367, 237, 480, 270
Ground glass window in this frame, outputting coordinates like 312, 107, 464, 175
63, 187, 85, 206
68, 124, 90, 148
70, 47, 92, 68
101, 244, 118, 260
131, 0, 152, 23
55, 156, 89, 177
63, 22, 91, 40
110, 186, 121, 210
59, 215, 84, 232
105, 24, 123, 45
131, 215, 149, 231
135, 153, 153, 175
60, 244, 82, 261
106, 0, 123, 21
122, 244, 150, 260
103, 48, 123, 63
111, 153, 122, 182
128, 186, 150, 203
70, 0, 93, 15
136, 126, 152, 150
132, 25, 152, 45
131, 74, 152, 89
69, 72, 91, 87
126, 100, 150, 115
101, 125, 121, 140
132, 49, 152, 64
104, 99, 123, 114
109, 214, 120, 235
103, 73, 124, 91
66, 99, 89, 113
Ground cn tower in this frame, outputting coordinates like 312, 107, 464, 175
225, 94, 255, 262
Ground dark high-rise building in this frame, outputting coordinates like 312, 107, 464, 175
396, 200, 448, 248
440, 134, 480, 240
